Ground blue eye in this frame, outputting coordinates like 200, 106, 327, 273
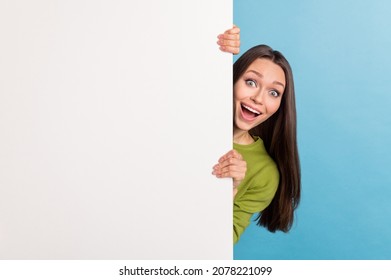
245, 79, 257, 87
270, 90, 280, 97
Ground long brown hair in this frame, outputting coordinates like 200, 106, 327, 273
233, 45, 301, 232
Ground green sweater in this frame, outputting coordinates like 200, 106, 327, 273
233, 137, 279, 243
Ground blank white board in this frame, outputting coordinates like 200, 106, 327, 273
0, 0, 232, 259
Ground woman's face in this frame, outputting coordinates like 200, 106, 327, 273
233, 58, 286, 133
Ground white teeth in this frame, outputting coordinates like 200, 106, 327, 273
242, 104, 260, 115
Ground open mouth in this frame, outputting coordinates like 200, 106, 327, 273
241, 104, 261, 120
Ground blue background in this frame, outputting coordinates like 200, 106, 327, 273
234, 0, 391, 259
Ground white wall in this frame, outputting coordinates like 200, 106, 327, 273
0, 0, 232, 259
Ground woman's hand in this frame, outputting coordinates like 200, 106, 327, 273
212, 149, 247, 198
217, 25, 240, 54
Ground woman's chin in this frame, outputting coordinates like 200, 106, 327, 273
234, 120, 254, 133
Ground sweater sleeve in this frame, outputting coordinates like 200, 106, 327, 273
233, 164, 279, 243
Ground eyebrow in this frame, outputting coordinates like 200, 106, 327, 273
246, 70, 285, 89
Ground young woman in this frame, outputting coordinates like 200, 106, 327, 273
213, 26, 301, 243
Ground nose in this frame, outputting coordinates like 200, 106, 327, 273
250, 90, 264, 104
